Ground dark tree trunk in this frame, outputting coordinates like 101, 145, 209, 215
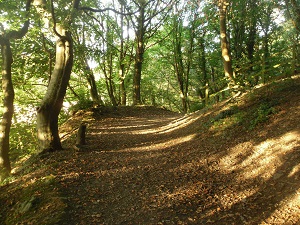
261, 5, 272, 84
37, 32, 73, 152
104, 53, 117, 107
198, 36, 209, 106
133, 36, 144, 105
119, 4, 127, 106
173, 16, 188, 114
133, 6, 145, 106
0, 38, 14, 180
133, 57, 142, 105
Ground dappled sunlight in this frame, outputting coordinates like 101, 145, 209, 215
215, 129, 300, 223
95, 115, 198, 135
96, 118, 165, 135
156, 115, 200, 134
288, 163, 300, 178
150, 181, 205, 208
113, 134, 197, 153
262, 187, 300, 224
136, 113, 205, 135
221, 131, 300, 181
37, 131, 47, 141
220, 187, 259, 210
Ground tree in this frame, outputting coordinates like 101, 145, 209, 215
130, 0, 173, 105
171, 1, 197, 113
117, 0, 134, 105
218, 0, 236, 89
285, 0, 300, 31
0, 0, 31, 180
34, 0, 79, 152
245, 0, 259, 85
73, 25, 104, 106
285, 0, 300, 74
78, 0, 135, 106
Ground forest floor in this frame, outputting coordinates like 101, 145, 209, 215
1, 76, 300, 225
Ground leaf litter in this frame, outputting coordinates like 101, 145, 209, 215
1, 77, 300, 224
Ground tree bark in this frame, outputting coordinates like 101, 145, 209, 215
287, 0, 300, 32
119, 64, 127, 105
0, 0, 31, 180
246, 0, 258, 74
219, 0, 235, 87
37, 32, 73, 152
84, 58, 103, 105
0, 38, 14, 180
172, 14, 190, 113
133, 4, 145, 106
79, 25, 103, 106
119, 4, 127, 106
198, 36, 209, 106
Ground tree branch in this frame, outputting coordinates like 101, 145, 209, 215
50, 0, 63, 38
78, 6, 138, 16
6, 0, 32, 40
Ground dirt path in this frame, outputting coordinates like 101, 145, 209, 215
1, 78, 299, 225
56, 88, 300, 225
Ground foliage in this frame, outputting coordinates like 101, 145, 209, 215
10, 123, 38, 161
0, 0, 298, 169
250, 102, 277, 129
69, 98, 94, 112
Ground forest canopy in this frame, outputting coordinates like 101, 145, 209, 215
0, 0, 299, 180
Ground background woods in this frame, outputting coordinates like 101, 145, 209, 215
0, 0, 299, 179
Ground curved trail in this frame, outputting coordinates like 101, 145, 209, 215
56, 100, 300, 224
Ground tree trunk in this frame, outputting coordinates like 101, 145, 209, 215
133, 36, 144, 105
37, 32, 73, 153
173, 15, 188, 113
246, 0, 258, 82
104, 52, 117, 106
84, 58, 103, 105
198, 36, 209, 106
119, 64, 127, 105
0, 38, 14, 180
261, 5, 272, 84
133, 6, 145, 106
219, 0, 235, 87
119, 4, 127, 106
289, 0, 300, 32
79, 26, 103, 106
174, 39, 188, 113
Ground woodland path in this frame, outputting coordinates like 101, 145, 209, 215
3, 78, 299, 225
55, 84, 300, 225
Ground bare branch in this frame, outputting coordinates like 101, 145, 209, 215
78, 6, 138, 16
